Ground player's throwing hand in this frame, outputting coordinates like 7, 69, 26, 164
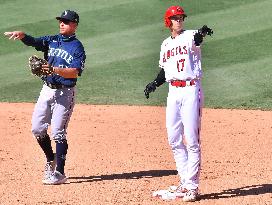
4, 31, 25, 40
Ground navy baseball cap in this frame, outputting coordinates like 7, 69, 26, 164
56, 10, 79, 24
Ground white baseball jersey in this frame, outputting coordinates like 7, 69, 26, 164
159, 30, 202, 82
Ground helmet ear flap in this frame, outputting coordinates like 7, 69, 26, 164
165, 18, 171, 28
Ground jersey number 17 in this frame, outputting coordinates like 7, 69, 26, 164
177, 59, 185, 72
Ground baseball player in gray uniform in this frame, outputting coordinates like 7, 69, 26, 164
145, 5, 212, 202
4, 10, 86, 185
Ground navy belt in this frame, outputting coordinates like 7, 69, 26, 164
44, 81, 75, 89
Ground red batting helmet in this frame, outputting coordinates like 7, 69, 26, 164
164, 6, 187, 28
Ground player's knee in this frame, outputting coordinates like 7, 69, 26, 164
31, 128, 48, 140
167, 134, 184, 148
186, 143, 200, 153
168, 139, 186, 150
33, 133, 50, 142
52, 133, 67, 142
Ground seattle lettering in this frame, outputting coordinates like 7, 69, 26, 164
48, 47, 73, 64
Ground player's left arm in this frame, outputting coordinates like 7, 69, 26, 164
69, 45, 86, 77
194, 25, 213, 46
43, 45, 86, 79
42, 65, 79, 78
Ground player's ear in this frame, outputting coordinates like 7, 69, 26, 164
72, 22, 78, 28
72, 23, 78, 31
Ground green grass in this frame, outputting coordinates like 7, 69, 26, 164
0, 0, 271, 109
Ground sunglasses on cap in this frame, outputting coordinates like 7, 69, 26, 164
59, 19, 72, 25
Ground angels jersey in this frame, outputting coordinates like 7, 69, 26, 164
159, 30, 202, 82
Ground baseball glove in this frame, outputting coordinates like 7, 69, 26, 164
194, 25, 213, 46
28, 55, 53, 77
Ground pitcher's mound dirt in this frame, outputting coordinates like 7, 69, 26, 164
0, 103, 271, 205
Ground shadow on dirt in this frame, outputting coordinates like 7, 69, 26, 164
200, 184, 272, 200
68, 169, 178, 184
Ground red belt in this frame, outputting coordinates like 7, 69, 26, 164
171, 80, 196, 87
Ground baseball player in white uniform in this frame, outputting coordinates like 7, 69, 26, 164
144, 5, 213, 202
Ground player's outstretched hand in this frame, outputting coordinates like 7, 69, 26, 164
194, 25, 213, 46
4, 31, 25, 40
144, 81, 157, 99
199, 25, 213, 37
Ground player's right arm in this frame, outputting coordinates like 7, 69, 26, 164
4, 31, 25, 40
153, 68, 166, 87
144, 40, 167, 99
144, 68, 166, 99
4, 31, 48, 52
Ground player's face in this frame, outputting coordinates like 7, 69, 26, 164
59, 20, 78, 36
170, 15, 184, 33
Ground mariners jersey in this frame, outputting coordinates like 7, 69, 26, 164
22, 34, 86, 87
159, 30, 202, 82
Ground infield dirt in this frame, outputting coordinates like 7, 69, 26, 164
0, 103, 271, 205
